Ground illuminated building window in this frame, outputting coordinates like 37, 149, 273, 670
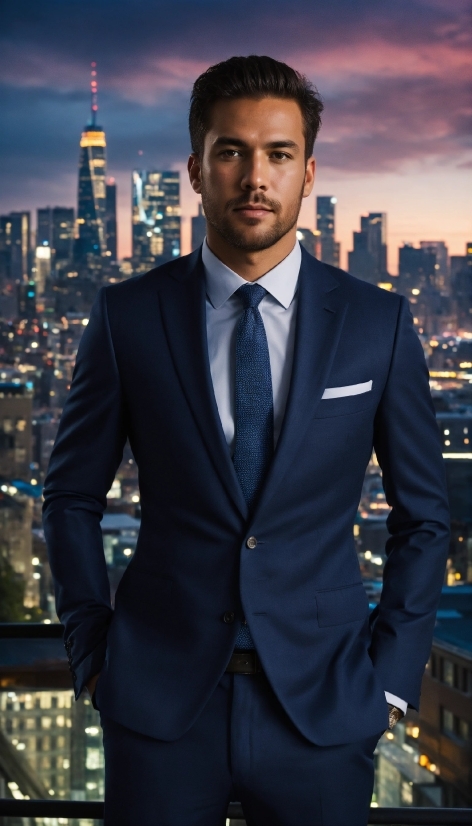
86, 747, 104, 770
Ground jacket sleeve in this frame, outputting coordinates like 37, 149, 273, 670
42, 286, 128, 700
370, 295, 450, 710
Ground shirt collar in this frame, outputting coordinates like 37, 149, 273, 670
202, 237, 301, 310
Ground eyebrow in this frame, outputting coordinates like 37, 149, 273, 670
214, 136, 299, 151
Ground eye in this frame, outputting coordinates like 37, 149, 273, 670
271, 152, 290, 160
219, 149, 241, 158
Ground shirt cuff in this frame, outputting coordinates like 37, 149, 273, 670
384, 691, 408, 715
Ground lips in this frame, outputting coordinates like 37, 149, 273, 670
235, 205, 272, 211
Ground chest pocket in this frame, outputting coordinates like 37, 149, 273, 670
314, 379, 377, 419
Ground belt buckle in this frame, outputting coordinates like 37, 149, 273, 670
238, 650, 255, 674
231, 649, 260, 674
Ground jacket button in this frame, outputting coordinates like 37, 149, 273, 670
223, 611, 235, 624
246, 536, 257, 549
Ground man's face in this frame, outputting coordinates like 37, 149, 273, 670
189, 96, 315, 252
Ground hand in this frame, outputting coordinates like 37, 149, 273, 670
86, 671, 101, 699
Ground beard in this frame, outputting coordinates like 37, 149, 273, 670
200, 181, 304, 253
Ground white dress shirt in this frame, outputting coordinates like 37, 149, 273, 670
202, 237, 407, 717
203, 237, 299, 452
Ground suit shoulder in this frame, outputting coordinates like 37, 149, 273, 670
102, 250, 200, 304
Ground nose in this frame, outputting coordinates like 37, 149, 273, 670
240, 152, 268, 192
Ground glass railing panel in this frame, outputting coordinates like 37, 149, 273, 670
0, 686, 104, 826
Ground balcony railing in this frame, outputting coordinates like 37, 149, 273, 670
0, 798, 470, 823
0, 624, 470, 826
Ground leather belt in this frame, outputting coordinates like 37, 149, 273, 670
225, 649, 262, 674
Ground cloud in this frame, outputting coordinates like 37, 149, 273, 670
2, 0, 470, 96
0, 0, 470, 236
315, 71, 472, 172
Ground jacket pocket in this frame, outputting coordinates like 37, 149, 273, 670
315, 582, 368, 627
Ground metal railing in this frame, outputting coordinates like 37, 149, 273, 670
0, 799, 470, 823
0, 624, 470, 825
0, 622, 64, 638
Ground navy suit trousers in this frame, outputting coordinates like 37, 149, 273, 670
98, 671, 384, 826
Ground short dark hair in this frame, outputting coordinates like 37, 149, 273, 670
189, 55, 323, 161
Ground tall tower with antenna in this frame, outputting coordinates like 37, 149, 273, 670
76, 62, 107, 263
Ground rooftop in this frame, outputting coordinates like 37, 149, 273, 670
432, 585, 472, 656
101, 513, 140, 531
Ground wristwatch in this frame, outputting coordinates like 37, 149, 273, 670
387, 703, 404, 729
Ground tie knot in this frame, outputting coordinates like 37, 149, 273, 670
237, 283, 267, 310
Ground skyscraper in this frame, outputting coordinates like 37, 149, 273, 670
451, 243, 472, 331
76, 63, 107, 262
191, 203, 206, 251
36, 207, 75, 272
398, 244, 436, 297
105, 179, 118, 261
348, 213, 388, 284
8, 212, 31, 282
132, 170, 181, 267
34, 246, 51, 296
52, 207, 75, 266
316, 196, 340, 267
420, 241, 449, 293
37, 208, 52, 248
0, 216, 12, 283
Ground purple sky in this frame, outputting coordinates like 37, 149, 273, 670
1, 0, 471, 271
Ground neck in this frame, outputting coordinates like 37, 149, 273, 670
205, 226, 297, 281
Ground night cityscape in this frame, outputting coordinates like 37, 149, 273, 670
0, 0, 471, 823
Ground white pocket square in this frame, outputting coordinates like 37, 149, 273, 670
321, 380, 373, 400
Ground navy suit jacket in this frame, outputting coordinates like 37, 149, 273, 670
42, 247, 450, 746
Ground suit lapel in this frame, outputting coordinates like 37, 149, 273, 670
159, 252, 248, 519
254, 250, 349, 517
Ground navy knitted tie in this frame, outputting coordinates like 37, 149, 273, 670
233, 283, 274, 649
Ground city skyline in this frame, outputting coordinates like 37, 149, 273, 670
1, 0, 471, 271
0, 5, 471, 809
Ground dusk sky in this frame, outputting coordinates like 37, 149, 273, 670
1, 0, 471, 272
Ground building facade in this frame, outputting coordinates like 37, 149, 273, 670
316, 196, 340, 267
420, 241, 449, 293
417, 587, 472, 807
132, 170, 181, 268
105, 179, 117, 261
76, 124, 107, 262
37, 207, 75, 271
348, 213, 388, 285
4, 213, 31, 283
451, 243, 472, 332
398, 244, 437, 298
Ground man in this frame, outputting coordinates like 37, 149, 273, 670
43, 56, 450, 825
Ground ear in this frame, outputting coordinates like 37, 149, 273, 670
303, 156, 316, 198
188, 154, 202, 195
